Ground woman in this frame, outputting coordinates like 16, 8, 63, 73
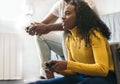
28, 0, 116, 84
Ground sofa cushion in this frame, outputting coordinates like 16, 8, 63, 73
100, 12, 120, 43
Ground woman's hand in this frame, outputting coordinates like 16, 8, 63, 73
48, 60, 67, 72
45, 69, 54, 79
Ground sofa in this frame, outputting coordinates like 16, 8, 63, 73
100, 12, 120, 43
100, 12, 120, 84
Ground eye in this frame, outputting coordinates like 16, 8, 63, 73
65, 11, 71, 15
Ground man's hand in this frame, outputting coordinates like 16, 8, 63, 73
25, 22, 50, 36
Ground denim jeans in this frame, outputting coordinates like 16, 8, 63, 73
28, 71, 116, 84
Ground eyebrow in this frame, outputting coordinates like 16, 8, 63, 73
65, 9, 73, 12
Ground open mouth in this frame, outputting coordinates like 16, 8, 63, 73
62, 22, 66, 29
62, 22, 65, 26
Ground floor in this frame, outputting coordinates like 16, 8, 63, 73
0, 80, 25, 84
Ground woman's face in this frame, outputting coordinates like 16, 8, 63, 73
62, 4, 76, 30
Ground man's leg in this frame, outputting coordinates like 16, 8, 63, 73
35, 36, 51, 78
35, 32, 67, 78
62, 31, 68, 60
45, 40, 65, 60
42, 32, 65, 60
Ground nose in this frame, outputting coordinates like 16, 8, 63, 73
62, 15, 66, 21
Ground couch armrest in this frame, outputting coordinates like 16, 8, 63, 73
110, 42, 120, 84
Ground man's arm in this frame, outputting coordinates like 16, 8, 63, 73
26, 13, 64, 36
41, 13, 58, 24
41, 13, 64, 33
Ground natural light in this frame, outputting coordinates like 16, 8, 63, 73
0, 0, 25, 20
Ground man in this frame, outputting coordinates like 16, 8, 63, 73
26, 0, 96, 79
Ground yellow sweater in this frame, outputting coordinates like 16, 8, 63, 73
60, 27, 114, 77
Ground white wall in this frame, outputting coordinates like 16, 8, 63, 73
93, 0, 120, 15
25, 0, 58, 22
0, 0, 58, 80
0, 0, 25, 20
22, 0, 58, 80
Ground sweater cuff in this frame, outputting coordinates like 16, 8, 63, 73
67, 61, 75, 70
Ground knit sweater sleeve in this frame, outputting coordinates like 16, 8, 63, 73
59, 36, 77, 76
66, 32, 110, 77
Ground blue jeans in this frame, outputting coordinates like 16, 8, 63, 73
28, 72, 116, 84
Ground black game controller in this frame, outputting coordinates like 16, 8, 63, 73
45, 62, 55, 69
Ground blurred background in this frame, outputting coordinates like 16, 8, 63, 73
0, 0, 120, 83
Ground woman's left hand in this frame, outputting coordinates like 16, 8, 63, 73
49, 60, 67, 72
45, 69, 54, 79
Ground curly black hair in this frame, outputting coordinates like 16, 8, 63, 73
68, 0, 111, 46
